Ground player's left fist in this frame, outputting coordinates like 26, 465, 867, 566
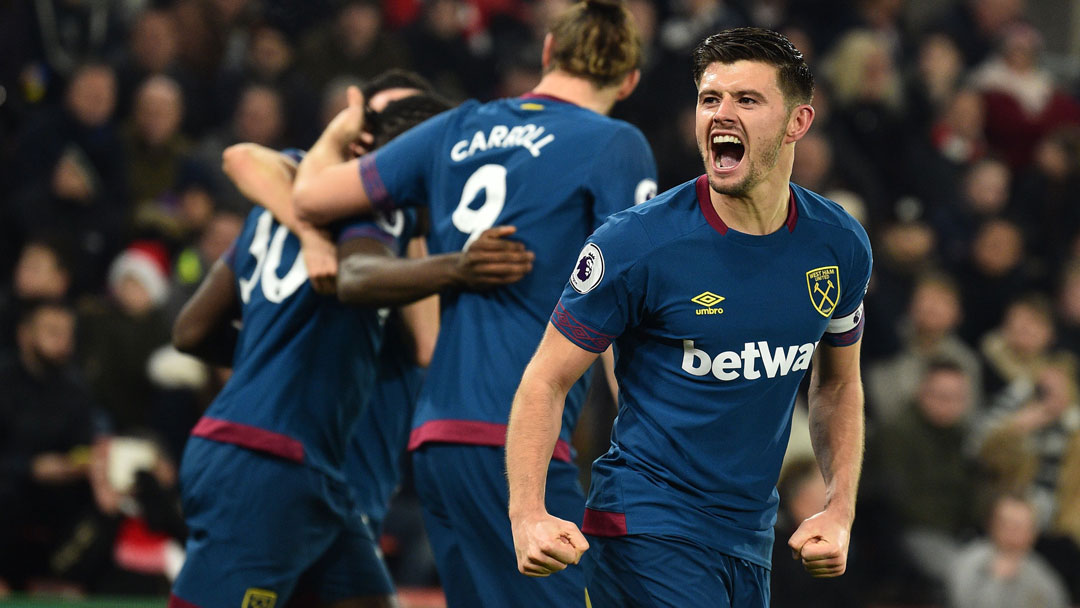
787, 508, 852, 578
510, 511, 589, 578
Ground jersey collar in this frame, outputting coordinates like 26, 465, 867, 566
519, 92, 577, 106
695, 175, 798, 236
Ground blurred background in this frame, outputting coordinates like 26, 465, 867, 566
2, 0, 1080, 606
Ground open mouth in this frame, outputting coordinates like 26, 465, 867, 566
711, 134, 745, 172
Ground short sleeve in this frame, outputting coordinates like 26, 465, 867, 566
588, 124, 658, 230
550, 213, 648, 353
335, 208, 416, 254
823, 224, 873, 347
358, 105, 464, 213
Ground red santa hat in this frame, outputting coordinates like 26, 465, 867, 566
108, 240, 171, 307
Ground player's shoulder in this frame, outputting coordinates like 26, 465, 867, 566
593, 177, 700, 248
791, 183, 871, 250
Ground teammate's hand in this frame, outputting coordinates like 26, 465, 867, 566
298, 226, 338, 295
511, 510, 589, 577
788, 508, 852, 578
457, 226, 535, 289
325, 86, 372, 151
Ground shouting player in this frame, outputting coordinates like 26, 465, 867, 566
507, 28, 872, 608
291, 1, 657, 604
168, 92, 533, 607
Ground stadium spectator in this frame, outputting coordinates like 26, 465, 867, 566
0, 299, 108, 590
869, 359, 979, 590
123, 76, 204, 245
974, 362, 1080, 531
78, 241, 173, 435
977, 293, 1075, 397
970, 22, 1080, 169
401, 0, 496, 100
938, 0, 1026, 67
0, 237, 72, 358
862, 213, 938, 359
957, 220, 1038, 344
932, 157, 1013, 267
113, 9, 190, 129
946, 493, 1069, 608
298, 0, 412, 93
7, 63, 128, 291
1014, 128, 1080, 274
906, 33, 966, 132
867, 273, 982, 423
823, 30, 912, 207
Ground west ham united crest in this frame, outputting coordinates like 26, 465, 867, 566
806, 266, 840, 317
242, 588, 277, 608
570, 242, 605, 294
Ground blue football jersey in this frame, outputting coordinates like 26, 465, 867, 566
552, 177, 872, 568
346, 315, 423, 532
357, 94, 658, 460
191, 206, 415, 482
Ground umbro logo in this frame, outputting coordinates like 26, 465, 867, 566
692, 291, 725, 315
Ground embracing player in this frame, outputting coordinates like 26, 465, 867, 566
168, 90, 532, 608
291, 1, 657, 605
507, 28, 871, 607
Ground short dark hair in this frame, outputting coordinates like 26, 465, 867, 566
692, 27, 814, 106
368, 92, 454, 149
361, 69, 435, 100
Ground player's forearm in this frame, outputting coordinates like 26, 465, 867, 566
337, 252, 466, 307
222, 144, 309, 233
506, 374, 568, 518
293, 131, 365, 225
807, 377, 865, 521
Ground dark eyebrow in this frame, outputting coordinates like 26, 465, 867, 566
697, 88, 767, 101
733, 89, 765, 99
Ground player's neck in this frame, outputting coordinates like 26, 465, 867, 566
531, 72, 617, 116
711, 162, 794, 236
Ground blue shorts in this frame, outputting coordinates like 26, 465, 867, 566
583, 534, 770, 608
170, 438, 393, 607
412, 444, 588, 607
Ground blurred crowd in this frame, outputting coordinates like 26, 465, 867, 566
2, 0, 1080, 605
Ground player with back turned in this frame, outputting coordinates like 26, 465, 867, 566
167, 91, 532, 608
291, 1, 658, 605
506, 28, 872, 607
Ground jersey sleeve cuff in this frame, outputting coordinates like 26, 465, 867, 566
823, 303, 864, 347
338, 225, 397, 248
550, 299, 613, 353
358, 153, 395, 214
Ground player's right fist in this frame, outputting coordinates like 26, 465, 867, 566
510, 511, 589, 577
